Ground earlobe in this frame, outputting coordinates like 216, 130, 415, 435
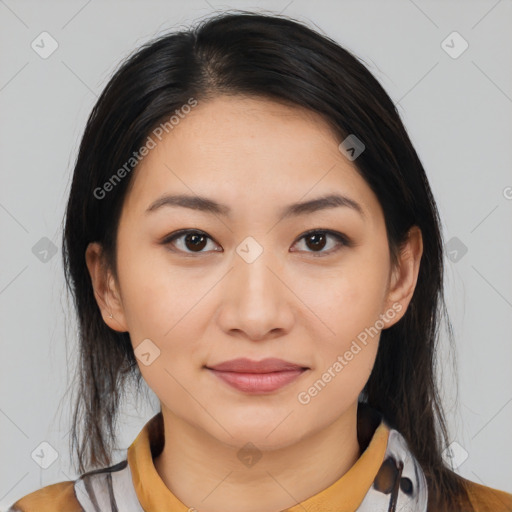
85, 242, 128, 332
383, 226, 423, 327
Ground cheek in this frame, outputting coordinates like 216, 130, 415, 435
116, 249, 211, 391
296, 253, 388, 397
302, 258, 388, 344
116, 240, 198, 338
297, 280, 383, 413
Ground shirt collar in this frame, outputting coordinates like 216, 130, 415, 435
127, 403, 395, 511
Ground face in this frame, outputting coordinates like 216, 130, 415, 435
87, 95, 419, 451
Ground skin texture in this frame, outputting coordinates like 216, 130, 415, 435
86, 95, 423, 512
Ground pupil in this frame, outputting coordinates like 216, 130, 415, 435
307, 233, 326, 251
186, 233, 207, 251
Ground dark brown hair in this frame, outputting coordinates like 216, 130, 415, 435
62, 10, 469, 509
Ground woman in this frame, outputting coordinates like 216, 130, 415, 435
9, 10, 512, 512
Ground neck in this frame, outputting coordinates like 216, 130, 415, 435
153, 401, 361, 512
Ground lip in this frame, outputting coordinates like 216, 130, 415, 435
205, 358, 309, 394
206, 357, 307, 373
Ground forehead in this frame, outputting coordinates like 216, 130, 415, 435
122, 95, 382, 225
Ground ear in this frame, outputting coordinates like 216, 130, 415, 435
382, 225, 423, 328
85, 242, 128, 332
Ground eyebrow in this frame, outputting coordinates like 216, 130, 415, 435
145, 193, 365, 220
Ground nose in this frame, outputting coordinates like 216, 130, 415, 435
215, 246, 295, 341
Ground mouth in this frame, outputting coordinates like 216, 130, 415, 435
205, 358, 309, 394
205, 357, 309, 373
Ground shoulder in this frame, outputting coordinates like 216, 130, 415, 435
461, 477, 512, 512
7, 480, 82, 512
8, 459, 140, 512
425, 469, 512, 512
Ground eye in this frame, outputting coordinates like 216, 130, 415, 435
291, 229, 350, 257
162, 229, 221, 254
162, 228, 351, 257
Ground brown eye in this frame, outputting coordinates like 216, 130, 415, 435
305, 232, 328, 251
163, 230, 220, 254
183, 232, 208, 251
292, 230, 350, 256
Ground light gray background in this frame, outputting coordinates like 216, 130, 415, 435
1, 0, 511, 509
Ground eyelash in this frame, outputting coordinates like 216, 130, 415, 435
161, 229, 351, 257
